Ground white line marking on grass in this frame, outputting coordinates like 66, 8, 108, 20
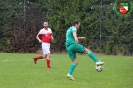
1, 58, 68, 62
2, 59, 32, 62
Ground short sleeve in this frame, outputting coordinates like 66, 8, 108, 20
37, 29, 43, 37
49, 28, 52, 34
72, 28, 77, 32
38, 29, 43, 34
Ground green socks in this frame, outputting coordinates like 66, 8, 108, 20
68, 63, 77, 75
88, 51, 99, 62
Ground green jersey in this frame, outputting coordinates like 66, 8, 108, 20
66, 27, 77, 46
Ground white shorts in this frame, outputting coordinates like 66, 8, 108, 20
42, 42, 50, 54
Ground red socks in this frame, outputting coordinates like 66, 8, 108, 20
34, 55, 51, 68
34, 55, 44, 60
46, 59, 50, 68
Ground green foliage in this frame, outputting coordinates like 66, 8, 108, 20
101, 2, 133, 55
0, 1, 44, 53
3, 29, 39, 53
0, 0, 133, 55
0, 0, 23, 30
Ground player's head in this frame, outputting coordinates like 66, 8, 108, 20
72, 20, 80, 29
43, 20, 48, 28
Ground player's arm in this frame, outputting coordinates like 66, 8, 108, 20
36, 34, 42, 43
51, 34, 54, 40
77, 37, 86, 40
51, 36, 54, 40
73, 32, 79, 43
51, 29, 54, 40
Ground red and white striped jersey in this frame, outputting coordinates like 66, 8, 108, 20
37, 28, 52, 43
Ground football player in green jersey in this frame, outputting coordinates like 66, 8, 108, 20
66, 20, 104, 80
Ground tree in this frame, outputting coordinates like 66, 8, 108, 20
0, 0, 133, 55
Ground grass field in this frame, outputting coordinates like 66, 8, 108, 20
0, 53, 133, 88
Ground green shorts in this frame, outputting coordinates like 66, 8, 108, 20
66, 43, 85, 61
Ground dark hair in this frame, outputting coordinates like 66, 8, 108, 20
44, 20, 48, 22
72, 20, 80, 26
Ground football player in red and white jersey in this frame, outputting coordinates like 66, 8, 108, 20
33, 20, 54, 69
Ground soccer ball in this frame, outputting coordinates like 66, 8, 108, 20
95, 65, 103, 72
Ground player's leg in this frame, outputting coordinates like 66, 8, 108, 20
74, 44, 104, 65
84, 48, 104, 65
33, 43, 47, 64
67, 58, 77, 80
68, 58, 78, 74
67, 44, 78, 80
46, 53, 51, 68
43, 43, 51, 68
33, 54, 46, 64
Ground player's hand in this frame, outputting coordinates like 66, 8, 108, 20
39, 40, 42, 43
81, 37, 86, 40
75, 38, 79, 43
